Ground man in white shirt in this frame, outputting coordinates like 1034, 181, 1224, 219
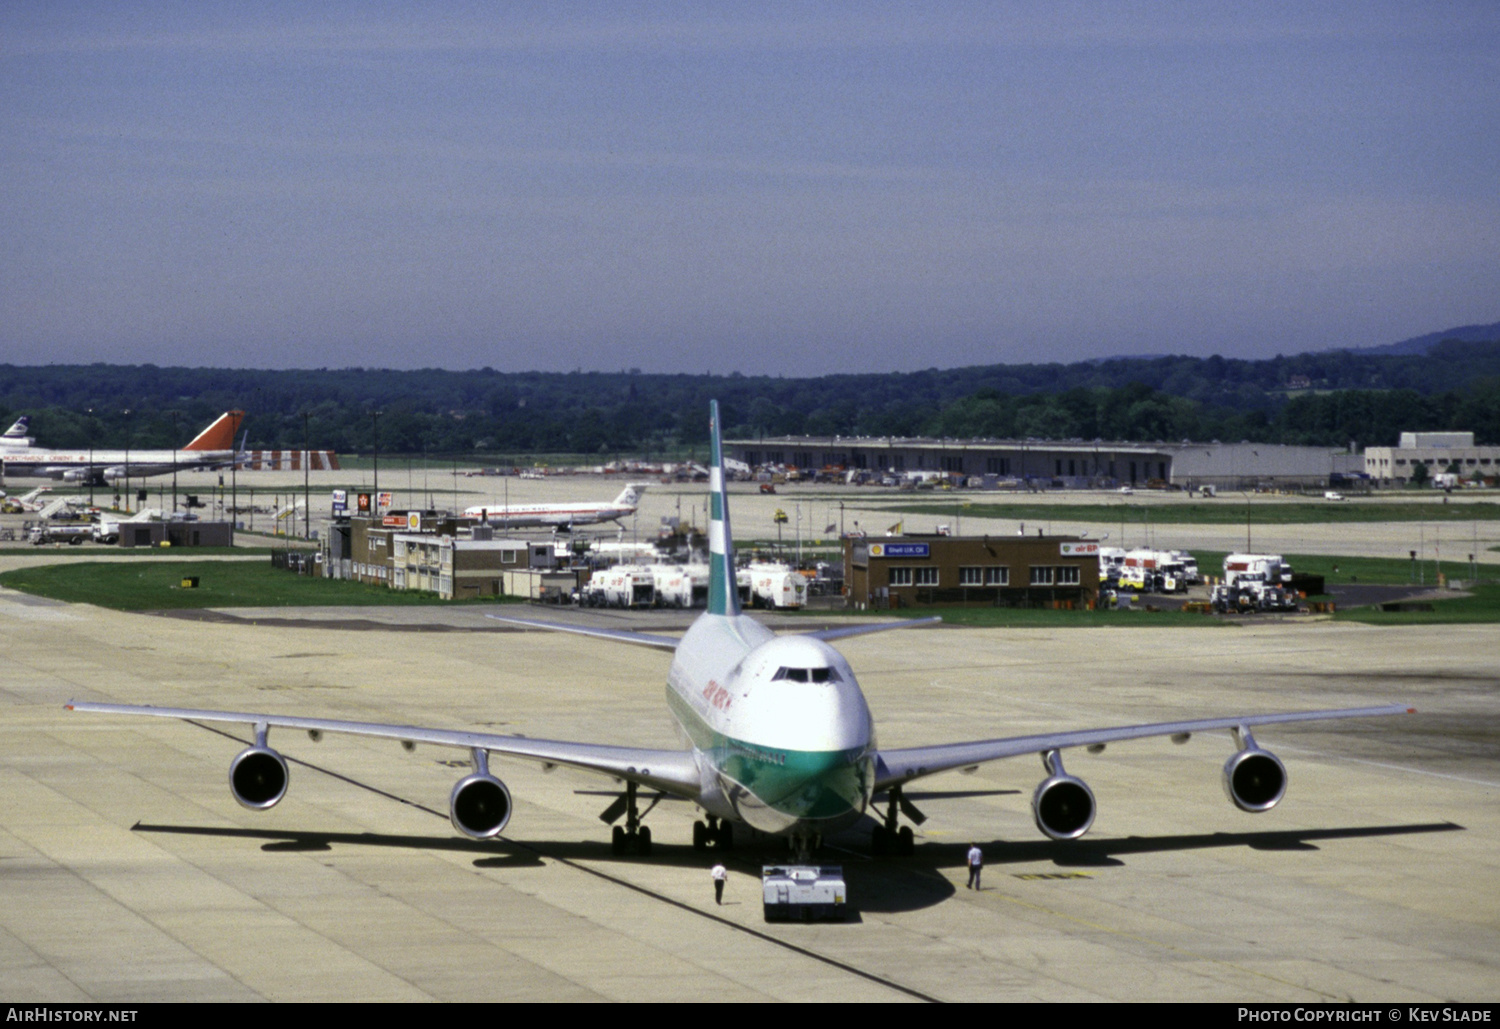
966, 843, 983, 890
711, 863, 728, 905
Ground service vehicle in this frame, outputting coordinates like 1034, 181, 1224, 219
762, 865, 847, 922
1098, 546, 1126, 584
746, 562, 809, 609
1118, 548, 1189, 593
582, 565, 656, 608
28, 523, 92, 545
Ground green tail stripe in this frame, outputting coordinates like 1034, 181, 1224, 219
707, 399, 740, 617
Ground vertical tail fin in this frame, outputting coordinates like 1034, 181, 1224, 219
614, 483, 648, 508
184, 411, 245, 451
707, 400, 741, 617
2, 416, 29, 439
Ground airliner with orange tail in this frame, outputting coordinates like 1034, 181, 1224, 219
0, 410, 245, 484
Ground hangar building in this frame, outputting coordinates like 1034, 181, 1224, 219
728, 435, 1360, 490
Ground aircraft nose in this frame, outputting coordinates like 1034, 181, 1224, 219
754, 745, 872, 821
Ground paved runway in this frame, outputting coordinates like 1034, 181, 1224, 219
2, 584, 1496, 1002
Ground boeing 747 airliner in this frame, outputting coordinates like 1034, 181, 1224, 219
68, 402, 1411, 861
2, 410, 245, 485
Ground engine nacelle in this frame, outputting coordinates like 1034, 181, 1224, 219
1032, 772, 1097, 841
101, 466, 129, 484
1223, 747, 1287, 813
450, 773, 513, 839
61, 469, 89, 483
229, 746, 289, 810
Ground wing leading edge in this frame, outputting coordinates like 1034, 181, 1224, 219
874, 704, 1414, 790
65, 701, 702, 797
484, 613, 682, 650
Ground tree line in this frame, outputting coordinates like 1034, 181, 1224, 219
0, 339, 1497, 457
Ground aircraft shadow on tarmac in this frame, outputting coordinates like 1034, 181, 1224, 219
130, 821, 546, 866
836, 819, 1465, 915
129, 819, 1462, 917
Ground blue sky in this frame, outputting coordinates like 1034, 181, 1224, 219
2, 3, 1497, 374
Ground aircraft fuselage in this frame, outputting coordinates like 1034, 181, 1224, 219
1, 448, 237, 482
466, 503, 636, 529
666, 613, 875, 838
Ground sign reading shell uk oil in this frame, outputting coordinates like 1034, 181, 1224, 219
868, 542, 931, 558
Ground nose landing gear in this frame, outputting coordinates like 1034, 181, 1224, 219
692, 815, 734, 851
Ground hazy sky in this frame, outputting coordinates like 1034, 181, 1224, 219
2, 3, 1497, 375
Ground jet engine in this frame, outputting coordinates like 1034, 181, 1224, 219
101, 466, 128, 484
1031, 749, 1096, 841
229, 745, 289, 810
1222, 745, 1287, 813
449, 749, 512, 839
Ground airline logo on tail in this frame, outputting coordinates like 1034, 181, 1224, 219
615, 483, 647, 509
706, 401, 741, 617
2, 416, 29, 440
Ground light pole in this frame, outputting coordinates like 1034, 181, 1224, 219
122, 409, 131, 513
86, 408, 95, 507
171, 412, 181, 518
371, 409, 381, 511
303, 411, 311, 539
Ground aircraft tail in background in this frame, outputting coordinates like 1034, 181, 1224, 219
613, 483, 649, 509
184, 411, 245, 451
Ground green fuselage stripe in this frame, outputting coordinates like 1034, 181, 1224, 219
668, 690, 872, 821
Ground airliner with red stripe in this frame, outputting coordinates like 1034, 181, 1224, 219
463, 483, 648, 529
1, 411, 244, 485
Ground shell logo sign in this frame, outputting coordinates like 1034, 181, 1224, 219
869, 542, 930, 558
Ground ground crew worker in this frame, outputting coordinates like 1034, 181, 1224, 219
711, 862, 727, 904
966, 843, 983, 890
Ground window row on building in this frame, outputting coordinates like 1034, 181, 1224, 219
885, 565, 1083, 587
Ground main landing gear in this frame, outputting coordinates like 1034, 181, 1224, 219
871, 785, 924, 857
692, 815, 734, 851
600, 781, 657, 856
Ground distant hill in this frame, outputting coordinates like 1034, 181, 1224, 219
1340, 321, 1500, 357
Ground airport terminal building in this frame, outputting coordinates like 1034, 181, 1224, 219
727, 435, 1361, 490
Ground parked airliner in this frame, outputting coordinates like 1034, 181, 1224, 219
1, 410, 245, 485
463, 483, 648, 530
1, 416, 33, 447
68, 401, 1410, 860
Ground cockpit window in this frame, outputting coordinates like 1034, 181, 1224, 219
772, 666, 840, 683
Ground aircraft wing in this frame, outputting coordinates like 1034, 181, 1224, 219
873, 704, 1413, 790
484, 613, 681, 650
65, 701, 703, 797
799, 616, 942, 642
